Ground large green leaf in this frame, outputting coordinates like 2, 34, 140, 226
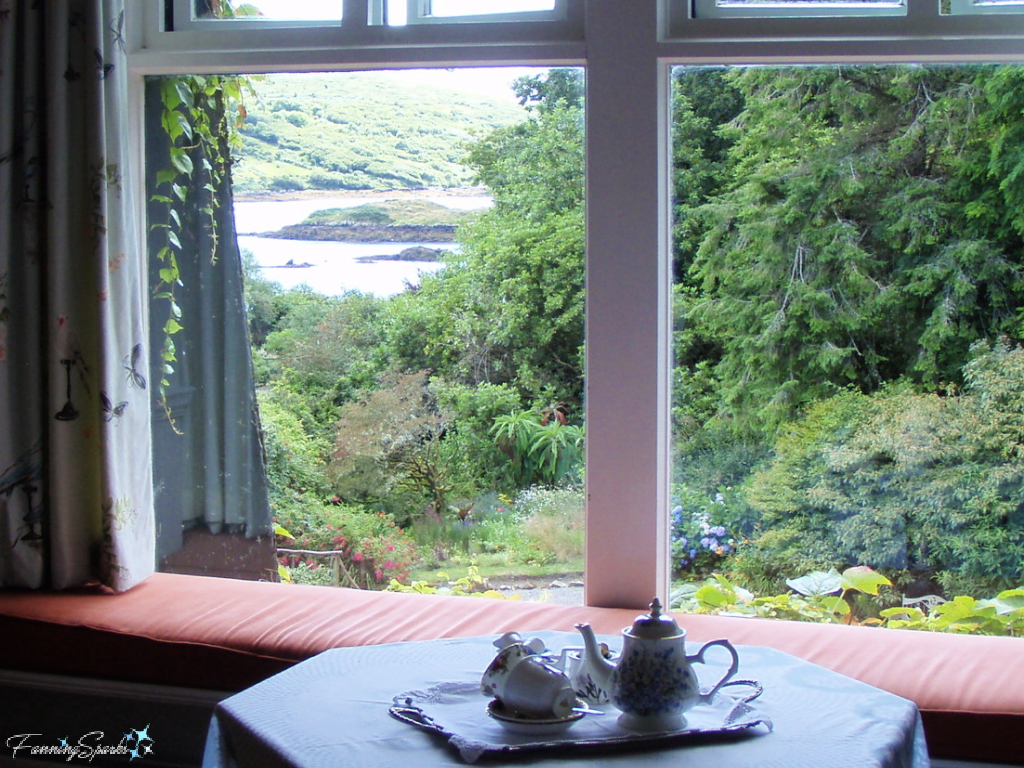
840, 566, 892, 596
995, 588, 1024, 614
787, 569, 842, 596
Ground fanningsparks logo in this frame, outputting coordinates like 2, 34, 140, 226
6, 725, 154, 761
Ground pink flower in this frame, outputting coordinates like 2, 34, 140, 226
386, 544, 395, 552
384, 560, 395, 570
375, 569, 384, 580
353, 552, 363, 562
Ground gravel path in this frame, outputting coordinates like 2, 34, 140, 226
490, 576, 585, 606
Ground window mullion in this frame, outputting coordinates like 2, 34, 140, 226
584, 1, 671, 609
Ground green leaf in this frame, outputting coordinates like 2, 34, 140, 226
995, 589, 1024, 614
155, 168, 179, 188
695, 583, 733, 608
158, 267, 178, 283
163, 318, 184, 335
880, 606, 927, 622
840, 566, 892, 596
818, 596, 851, 616
169, 208, 181, 228
172, 183, 186, 202
170, 149, 194, 177
173, 79, 194, 109
787, 569, 842, 597
175, 111, 194, 142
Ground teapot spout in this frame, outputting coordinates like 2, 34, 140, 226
574, 622, 616, 676
571, 622, 617, 706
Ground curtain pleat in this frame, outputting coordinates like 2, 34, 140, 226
0, 0, 154, 591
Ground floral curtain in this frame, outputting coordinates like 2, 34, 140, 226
0, 0, 154, 591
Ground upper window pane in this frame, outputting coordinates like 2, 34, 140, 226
196, 0, 342, 20
385, 0, 564, 25
691, 0, 905, 19
948, 0, 1024, 14
178, 0, 343, 28
428, 0, 556, 16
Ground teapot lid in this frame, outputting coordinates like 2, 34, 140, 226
627, 598, 681, 639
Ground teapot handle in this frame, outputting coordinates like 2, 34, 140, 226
687, 639, 740, 704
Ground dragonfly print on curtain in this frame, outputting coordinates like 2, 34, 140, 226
0, 0, 154, 591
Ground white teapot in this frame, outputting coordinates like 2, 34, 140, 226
575, 598, 739, 731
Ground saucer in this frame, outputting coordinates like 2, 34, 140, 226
486, 698, 586, 735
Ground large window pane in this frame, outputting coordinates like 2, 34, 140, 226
149, 68, 588, 604
670, 64, 1024, 629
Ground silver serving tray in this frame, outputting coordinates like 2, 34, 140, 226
389, 680, 772, 763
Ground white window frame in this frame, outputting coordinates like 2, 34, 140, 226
127, 0, 1024, 611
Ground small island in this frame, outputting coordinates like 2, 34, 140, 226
257, 199, 476, 243
356, 246, 447, 264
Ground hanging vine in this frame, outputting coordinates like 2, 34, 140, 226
149, 1, 260, 428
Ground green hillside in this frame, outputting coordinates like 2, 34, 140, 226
233, 72, 525, 194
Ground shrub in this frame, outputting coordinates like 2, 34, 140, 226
517, 485, 585, 563
269, 176, 306, 191
670, 485, 740, 579
275, 500, 416, 589
741, 344, 1024, 595
258, 393, 333, 505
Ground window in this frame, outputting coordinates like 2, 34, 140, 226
128, 1, 1024, 609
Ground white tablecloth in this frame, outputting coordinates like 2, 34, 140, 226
203, 631, 930, 768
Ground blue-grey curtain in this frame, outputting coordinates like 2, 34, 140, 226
144, 78, 273, 561
0, 0, 155, 591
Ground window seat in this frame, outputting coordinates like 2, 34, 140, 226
1, 572, 1021, 765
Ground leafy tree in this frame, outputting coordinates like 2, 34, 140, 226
263, 289, 386, 437
381, 72, 586, 409
685, 66, 1024, 432
328, 371, 451, 518
512, 68, 584, 111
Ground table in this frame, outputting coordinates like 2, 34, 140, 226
202, 631, 930, 768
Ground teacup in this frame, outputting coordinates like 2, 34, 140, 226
481, 643, 535, 700
501, 656, 576, 719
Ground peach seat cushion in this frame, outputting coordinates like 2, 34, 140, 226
1, 572, 1022, 764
